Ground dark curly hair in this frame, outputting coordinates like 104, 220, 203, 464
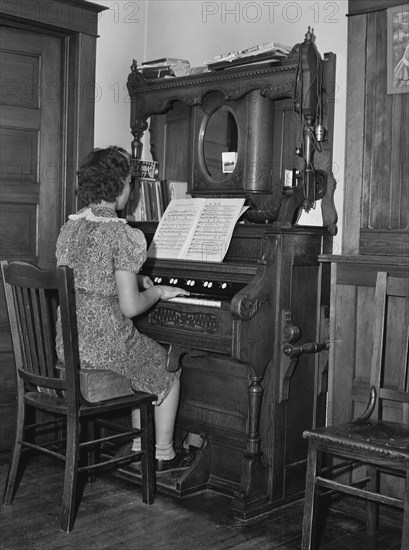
76, 146, 131, 205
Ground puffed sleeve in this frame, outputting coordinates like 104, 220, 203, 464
112, 224, 148, 273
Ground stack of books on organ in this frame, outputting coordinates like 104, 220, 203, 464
128, 179, 189, 222
137, 58, 190, 79
128, 160, 190, 222
205, 41, 291, 70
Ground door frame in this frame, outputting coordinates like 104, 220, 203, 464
0, 0, 108, 221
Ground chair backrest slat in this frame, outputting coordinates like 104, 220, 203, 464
56, 265, 82, 409
17, 286, 37, 374
39, 287, 58, 377
371, 272, 409, 423
369, 272, 387, 420
30, 287, 47, 377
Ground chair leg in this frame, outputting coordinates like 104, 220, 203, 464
402, 468, 409, 550
85, 420, 96, 484
60, 415, 80, 533
3, 399, 25, 506
140, 403, 155, 505
301, 441, 320, 550
366, 464, 378, 535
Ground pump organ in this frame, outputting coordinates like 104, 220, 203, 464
123, 30, 337, 519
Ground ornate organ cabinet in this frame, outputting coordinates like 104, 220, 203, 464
125, 31, 337, 519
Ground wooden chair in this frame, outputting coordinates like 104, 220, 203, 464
301, 272, 409, 549
1, 260, 157, 532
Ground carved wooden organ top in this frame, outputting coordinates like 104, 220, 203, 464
127, 28, 337, 233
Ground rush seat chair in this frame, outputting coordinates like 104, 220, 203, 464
301, 271, 409, 549
1, 260, 156, 532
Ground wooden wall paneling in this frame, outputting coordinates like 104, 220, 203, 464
354, 285, 374, 386
367, 11, 389, 230
329, 283, 357, 424
326, 263, 337, 425
359, 229, 409, 257
326, 264, 359, 489
350, 8, 408, 254
390, 94, 403, 228
344, 5, 409, 255
399, 95, 409, 229
384, 293, 408, 396
343, 14, 366, 255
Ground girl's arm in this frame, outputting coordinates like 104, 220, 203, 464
115, 270, 189, 318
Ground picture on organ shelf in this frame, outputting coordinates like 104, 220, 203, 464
131, 159, 158, 179
222, 152, 238, 173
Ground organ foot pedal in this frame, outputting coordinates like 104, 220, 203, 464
115, 435, 213, 497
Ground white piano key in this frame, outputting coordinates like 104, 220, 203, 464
165, 296, 222, 307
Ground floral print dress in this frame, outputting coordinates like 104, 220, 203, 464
55, 205, 179, 404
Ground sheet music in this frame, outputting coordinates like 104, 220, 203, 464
147, 198, 247, 262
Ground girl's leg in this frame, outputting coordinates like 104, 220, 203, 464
131, 408, 141, 452
154, 379, 180, 460
131, 379, 180, 459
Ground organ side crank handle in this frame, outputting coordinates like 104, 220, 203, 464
280, 309, 329, 402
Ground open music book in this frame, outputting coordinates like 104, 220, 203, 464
147, 198, 248, 262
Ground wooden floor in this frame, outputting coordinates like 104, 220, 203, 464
0, 454, 402, 550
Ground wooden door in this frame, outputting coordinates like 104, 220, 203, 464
0, 26, 63, 450
1, 26, 63, 266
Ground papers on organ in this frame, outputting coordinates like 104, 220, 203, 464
147, 198, 248, 262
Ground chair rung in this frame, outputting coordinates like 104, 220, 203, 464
20, 436, 67, 449
19, 440, 65, 461
78, 451, 143, 472
320, 459, 357, 475
316, 476, 405, 508
79, 429, 139, 449
23, 418, 65, 431
93, 418, 140, 432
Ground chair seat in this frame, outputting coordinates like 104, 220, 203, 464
25, 390, 157, 417
303, 420, 409, 461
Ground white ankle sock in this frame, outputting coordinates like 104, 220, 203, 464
132, 437, 141, 452
155, 442, 176, 461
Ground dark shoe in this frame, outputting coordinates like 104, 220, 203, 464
156, 449, 194, 474
112, 441, 141, 464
